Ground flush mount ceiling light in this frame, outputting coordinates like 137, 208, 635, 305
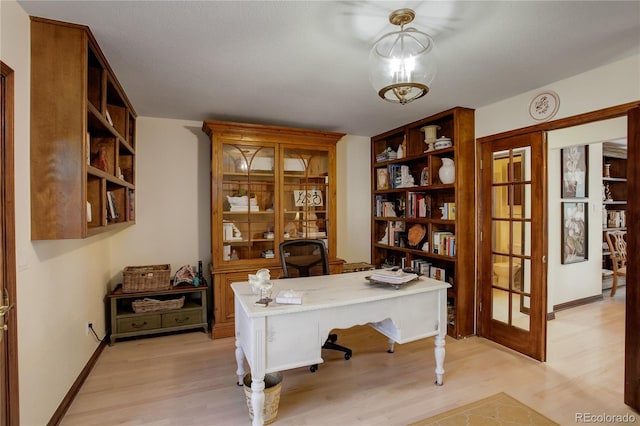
369, 8, 437, 105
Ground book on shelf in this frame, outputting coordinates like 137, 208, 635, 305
106, 191, 119, 221
374, 195, 398, 217
407, 192, 430, 218
432, 231, 455, 255
430, 266, 446, 282
411, 259, 432, 275
105, 109, 114, 126
440, 202, 456, 220
388, 164, 402, 189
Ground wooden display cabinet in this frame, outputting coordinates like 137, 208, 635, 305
202, 121, 345, 338
371, 107, 475, 338
30, 17, 136, 240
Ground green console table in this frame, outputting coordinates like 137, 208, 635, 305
108, 284, 208, 345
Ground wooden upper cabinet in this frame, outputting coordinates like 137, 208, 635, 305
30, 17, 136, 240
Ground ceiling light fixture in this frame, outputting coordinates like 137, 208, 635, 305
369, 8, 437, 105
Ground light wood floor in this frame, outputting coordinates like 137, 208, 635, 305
61, 289, 637, 425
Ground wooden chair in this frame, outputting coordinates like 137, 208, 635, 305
605, 230, 627, 296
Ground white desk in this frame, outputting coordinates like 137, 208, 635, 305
232, 270, 449, 426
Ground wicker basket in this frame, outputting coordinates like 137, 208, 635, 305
132, 296, 184, 313
122, 264, 171, 293
243, 372, 282, 425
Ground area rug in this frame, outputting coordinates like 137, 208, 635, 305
409, 392, 559, 426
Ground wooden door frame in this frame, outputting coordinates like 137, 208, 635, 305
1, 61, 19, 425
477, 100, 640, 410
625, 106, 639, 410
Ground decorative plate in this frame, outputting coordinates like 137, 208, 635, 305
529, 91, 560, 122
408, 224, 426, 247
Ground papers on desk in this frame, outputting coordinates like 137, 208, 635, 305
369, 270, 419, 285
275, 289, 303, 304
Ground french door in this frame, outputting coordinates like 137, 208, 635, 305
478, 132, 547, 361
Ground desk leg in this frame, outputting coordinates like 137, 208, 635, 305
235, 338, 245, 386
387, 338, 395, 353
434, 334, 445, 385
251, 375, 266, 426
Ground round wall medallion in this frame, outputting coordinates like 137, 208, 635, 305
529, 91, 560, 122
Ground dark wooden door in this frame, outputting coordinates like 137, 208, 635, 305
478, 132, 547, 361
1, 61, 19, 426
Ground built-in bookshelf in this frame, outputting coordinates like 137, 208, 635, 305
371, 107, 475, 338
602, 153, 627, 272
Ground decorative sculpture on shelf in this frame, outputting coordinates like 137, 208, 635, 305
91, 145, 109, 172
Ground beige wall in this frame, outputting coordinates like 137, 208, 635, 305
337, 135, 371, 263
3, 0, 639, 422
109, 118, 212, 283
2, 1, 116, 424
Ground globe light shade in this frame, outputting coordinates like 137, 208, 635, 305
369, 9, 437, 105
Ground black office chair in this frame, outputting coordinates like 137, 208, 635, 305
279, 239, 352, 372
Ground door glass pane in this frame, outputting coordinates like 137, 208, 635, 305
491, 288, 510, 324
512, 292, 530, 331
492, 186, 509, 218
523, 222, 532, 256
283, 148, 329, 243
512, 221, 523, 255
492, 151, 510, 184
492, 220, 510, 254
492, 254, 511, 290
222, 144, 275, 261
517, 147, 532, 181
522, 183, 532, 219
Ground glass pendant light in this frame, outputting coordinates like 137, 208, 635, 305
369, 8, 437, 105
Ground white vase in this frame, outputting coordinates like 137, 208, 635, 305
439, 158, 455, 184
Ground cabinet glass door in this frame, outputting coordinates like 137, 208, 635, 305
222, 144, 275, 261
282, 148, 329, 245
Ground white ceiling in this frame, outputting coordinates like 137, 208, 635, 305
16, 1, 640, 137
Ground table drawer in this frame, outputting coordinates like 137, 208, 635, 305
162, 308, 203, 328
117, 314, 161, 333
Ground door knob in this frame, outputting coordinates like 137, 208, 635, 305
0, 304, 14, 317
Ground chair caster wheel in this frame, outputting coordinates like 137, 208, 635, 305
310, 364, 318, 373
328, 334, 338, 343
344, 352, 352, 360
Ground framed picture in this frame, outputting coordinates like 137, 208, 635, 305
561, 145, 588, 198
377, 168, 389, 190
561, 201, 588, 264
